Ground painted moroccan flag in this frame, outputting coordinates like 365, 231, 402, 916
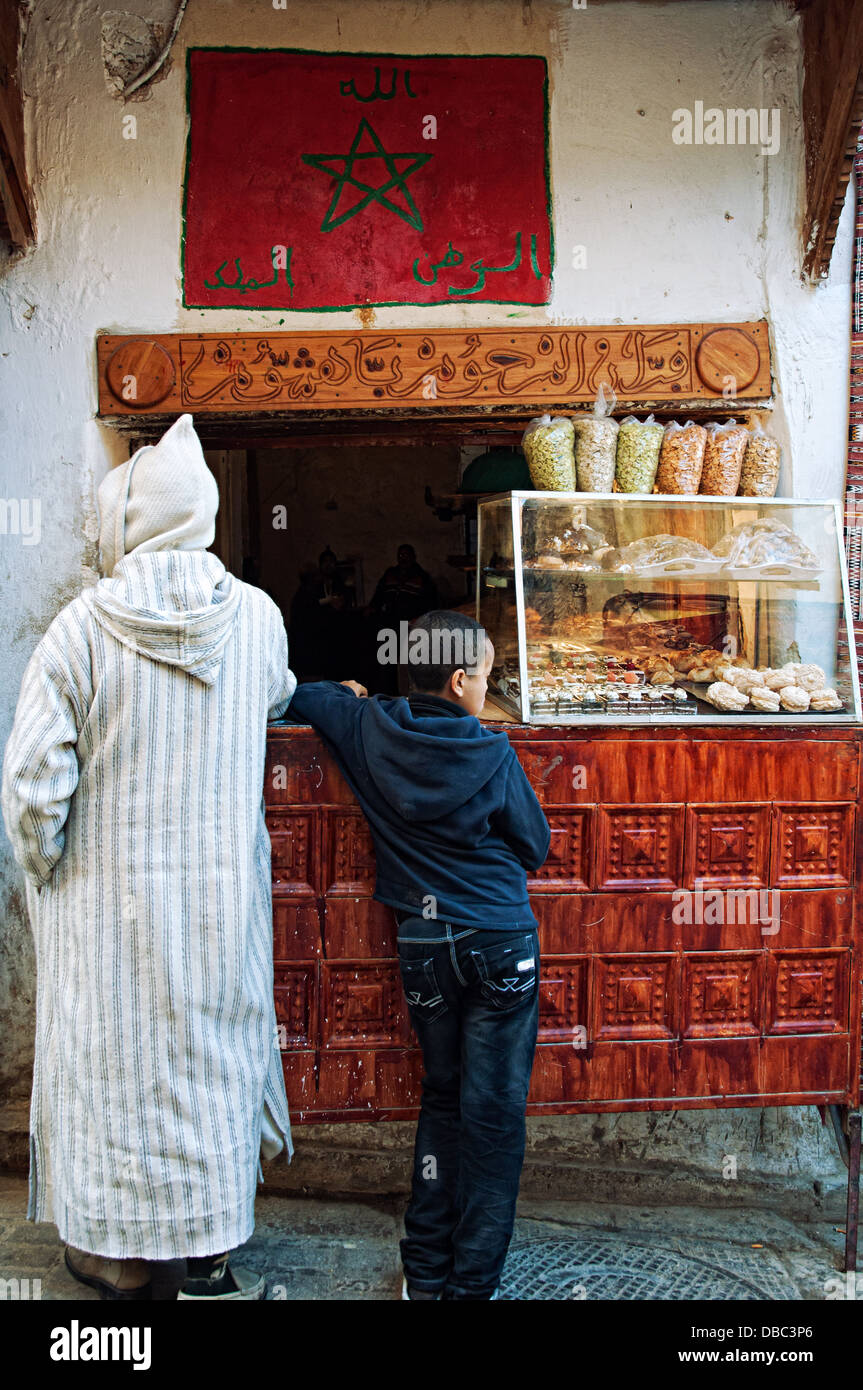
183, 48, 552, 310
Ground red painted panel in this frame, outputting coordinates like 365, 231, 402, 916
184, 50, 551, 311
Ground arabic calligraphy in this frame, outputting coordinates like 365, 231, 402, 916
204, 246, 295, 296
412, 233, 543, 297
339, 67, 417, 102
174, 328, 697, 410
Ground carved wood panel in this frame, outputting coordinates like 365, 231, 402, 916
537, 957, 588, 1044
324, 810, 378, 896
274, 965, 318, 1051
772, 804, 854, 888
267, 809, 319, 895
684, 804, 770, 889
594, 955, 677, 1041
528, 810, 593, 892
96, 322, 772, 419
597, 806, 684, 891
767, 950, 848, 1035
321, 962, 410, 1047
682, 954, 761, 1039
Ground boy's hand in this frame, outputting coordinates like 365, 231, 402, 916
340, 680, 368, 698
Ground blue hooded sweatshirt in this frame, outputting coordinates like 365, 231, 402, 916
286, 682, 551, 929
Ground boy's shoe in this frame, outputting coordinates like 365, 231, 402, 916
401, 1276, 442, 1300
177, 1256, 266, 1300
64, 1246, 151, 1301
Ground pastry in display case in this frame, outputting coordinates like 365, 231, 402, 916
476, 493, 861, 724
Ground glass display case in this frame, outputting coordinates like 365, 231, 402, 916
476, 493, 861, 724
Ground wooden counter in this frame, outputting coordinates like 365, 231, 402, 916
266, 721, 862, 1124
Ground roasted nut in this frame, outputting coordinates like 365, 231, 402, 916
615, 419, 665, 493
655, 421, 707, 494
523, 416, 576, 490
700, 423, 748, 495
740, 433, 780, 497
573, 415, 619, 492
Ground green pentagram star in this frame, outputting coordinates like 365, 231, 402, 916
301, 118, 433, 233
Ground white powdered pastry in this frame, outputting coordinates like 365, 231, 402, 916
749, 685, 781, 713
778, 684, 810, 712
706, 680, 749, 711
809, 687, 842, 711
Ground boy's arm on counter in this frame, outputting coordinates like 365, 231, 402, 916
285, 680, 365, 760
493, 753, 552, 872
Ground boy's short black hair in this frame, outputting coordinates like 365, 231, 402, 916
407, 610, 489, 692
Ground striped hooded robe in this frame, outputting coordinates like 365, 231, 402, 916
1, 414, 296, 1260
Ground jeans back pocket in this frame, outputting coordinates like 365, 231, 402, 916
398, 954, 448, 1024
470, 935, 538, 1012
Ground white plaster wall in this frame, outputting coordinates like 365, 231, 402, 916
0, 0, 852, 1191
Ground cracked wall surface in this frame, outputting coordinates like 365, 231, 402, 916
0, 0, 853, 1188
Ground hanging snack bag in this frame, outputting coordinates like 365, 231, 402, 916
522, 414, 576, 491
699, 419, 748, 495
655, 420, 707, 494
739, 421, 781, 497
573, 383, 619, 493
615, 414, 665, 493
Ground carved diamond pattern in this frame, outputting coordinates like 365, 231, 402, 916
595, 957, 675, 1040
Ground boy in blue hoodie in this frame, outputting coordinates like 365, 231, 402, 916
287, 611, 550, 1301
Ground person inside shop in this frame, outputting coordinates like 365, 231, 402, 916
289, 546, 350, 681
287, 610, 550, 1301
367, 543, 439, 693
1, 413, 294, 1301
369, 543, 438, 624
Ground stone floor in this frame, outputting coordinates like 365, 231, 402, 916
0, 1172, 856, 1301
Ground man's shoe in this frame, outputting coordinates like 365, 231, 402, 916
401, 1276, 442, 1300
64, 1247, 151, 1301
177, 1264, 266, 1300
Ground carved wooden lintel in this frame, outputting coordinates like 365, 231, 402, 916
97, 321, 771, 424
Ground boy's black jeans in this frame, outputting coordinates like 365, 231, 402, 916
396, 916, 540, 1300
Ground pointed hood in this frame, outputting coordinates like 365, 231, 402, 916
97, 413, 219, 579
358, 695, 511, 824
88, 550, 241, 686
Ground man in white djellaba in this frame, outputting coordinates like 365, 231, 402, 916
2, 414, 296, 1300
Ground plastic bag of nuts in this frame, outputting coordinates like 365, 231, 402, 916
699, 419, 749, 496
739, 421, 781, 497
655, 420, 707, 494
522, 414, 576, 490
573, 383, 619, 492
615, 415, 665, 493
